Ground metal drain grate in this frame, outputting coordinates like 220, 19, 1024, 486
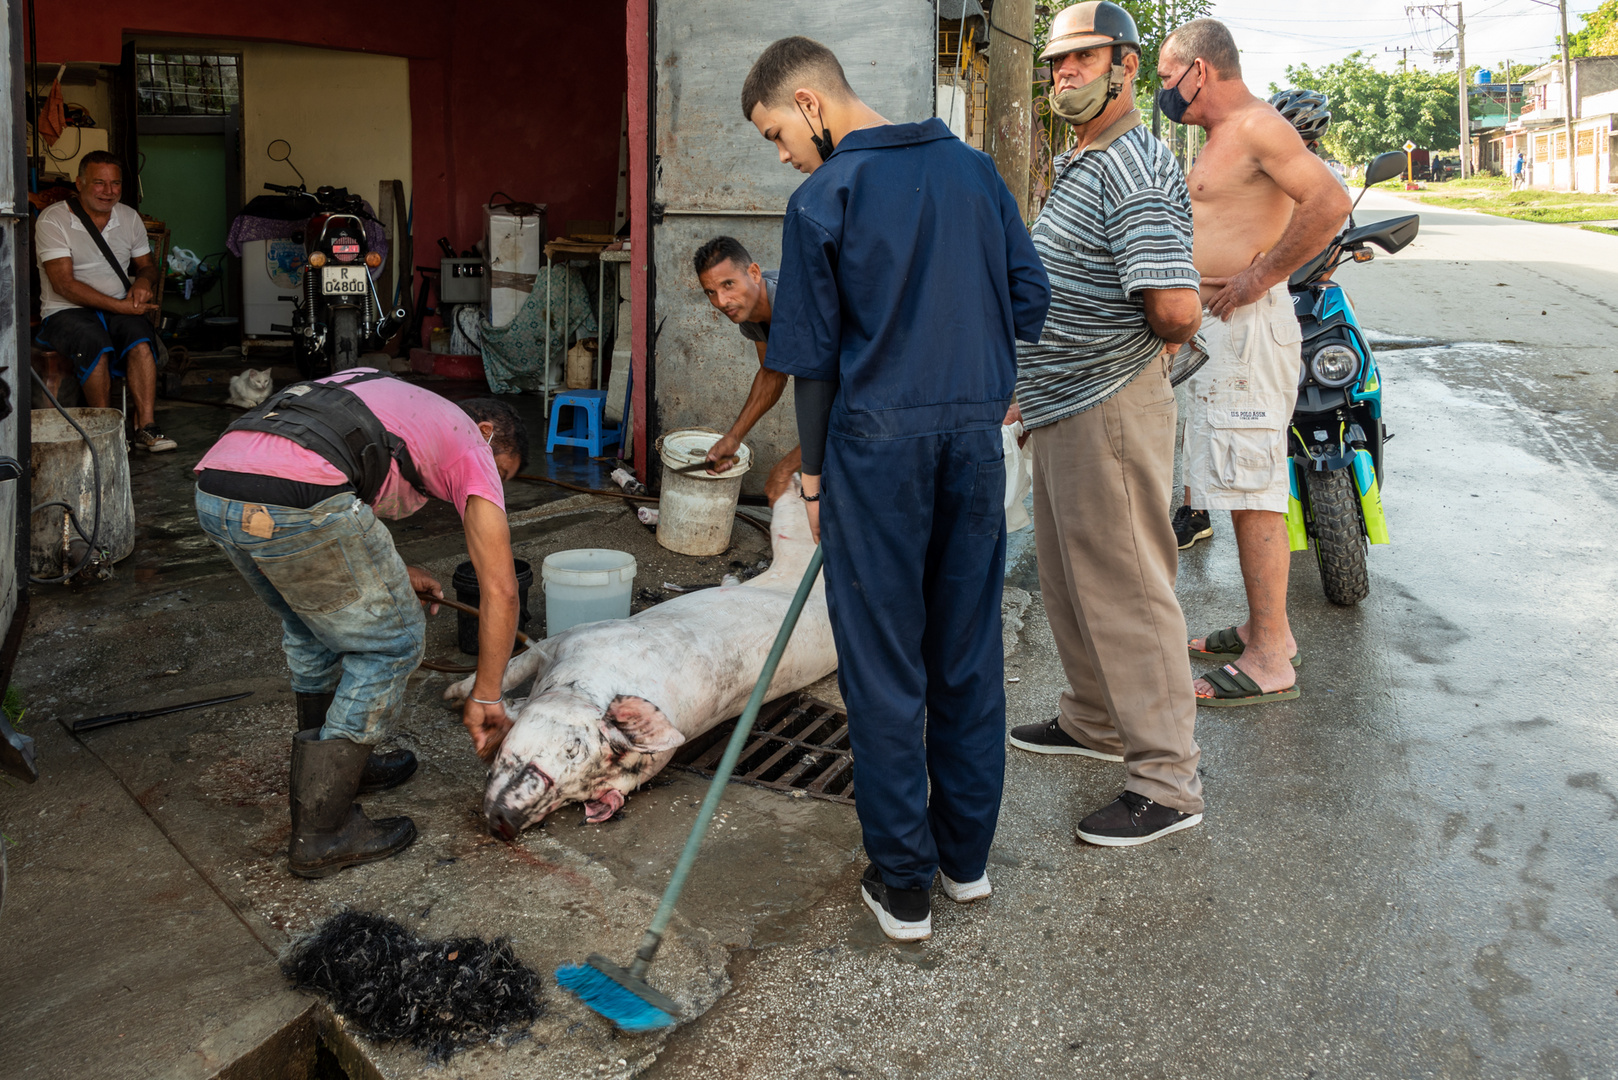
670, 693, 855, 805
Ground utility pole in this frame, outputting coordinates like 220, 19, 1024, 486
1558, 0, 1578, 190
1384, 45, 1411, 68
1524, 0, 1578, 189
1408, 4, 1470, 177
987, 0, 1035, 217
1152, 0, 1166, 139
1457, 3, 1469, 177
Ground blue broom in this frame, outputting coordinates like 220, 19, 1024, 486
556, 545, 825, 1032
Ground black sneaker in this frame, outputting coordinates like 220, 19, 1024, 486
1076, 790, 1203, 847
860, 863, 931, 941
1008, 718, 1123, 762
1173, 506, 1212, 550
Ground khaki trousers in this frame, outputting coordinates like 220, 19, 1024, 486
1029, 357, 1203, 814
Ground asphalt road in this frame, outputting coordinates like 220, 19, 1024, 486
642, 191, 1618, 1080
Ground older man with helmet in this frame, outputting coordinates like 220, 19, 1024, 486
1006, 1, 1208, 847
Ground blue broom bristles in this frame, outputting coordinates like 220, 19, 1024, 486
556, 962, 679, 1033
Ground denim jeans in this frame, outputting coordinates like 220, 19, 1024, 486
195, 488, 425, 744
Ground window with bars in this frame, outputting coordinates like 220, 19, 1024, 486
135, 53, 240, 116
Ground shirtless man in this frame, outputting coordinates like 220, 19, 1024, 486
693, 236, 803, 489
1157, 18, 1351, 706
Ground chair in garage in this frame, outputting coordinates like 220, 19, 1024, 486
545, 389, 620, 458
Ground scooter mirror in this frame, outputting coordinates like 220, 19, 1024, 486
1361, 151, 1406, 189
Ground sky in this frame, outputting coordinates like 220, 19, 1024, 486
1211, 0, 1607, 94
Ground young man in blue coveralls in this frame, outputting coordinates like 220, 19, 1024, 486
743, 37, 1051, 941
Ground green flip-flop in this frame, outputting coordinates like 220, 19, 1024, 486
1195, 663, 1300, 708
1189, 625, 1302, 669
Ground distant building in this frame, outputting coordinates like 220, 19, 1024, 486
1479, 56, 1618, 191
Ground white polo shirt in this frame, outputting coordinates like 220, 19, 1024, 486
35, 200, 151, 319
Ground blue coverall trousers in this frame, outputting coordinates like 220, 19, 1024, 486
821, 427, 1008, 891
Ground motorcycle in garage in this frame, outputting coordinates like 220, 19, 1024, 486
255, 140, 405, 378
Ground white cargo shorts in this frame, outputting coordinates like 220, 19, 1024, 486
1183, 282, 1302, 513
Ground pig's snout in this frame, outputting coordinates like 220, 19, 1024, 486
487, 804, 523, 841
484, 762, 554, 841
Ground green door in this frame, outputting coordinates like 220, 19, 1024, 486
138, 133, 231, 318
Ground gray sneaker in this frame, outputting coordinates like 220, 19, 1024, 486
134, 425, 177, 453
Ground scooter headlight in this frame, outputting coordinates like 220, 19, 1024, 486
1310, 344, 1360, 388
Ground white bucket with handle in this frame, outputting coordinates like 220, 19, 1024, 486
655, 429, 751, 556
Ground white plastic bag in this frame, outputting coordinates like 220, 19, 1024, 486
1002, 422, 1033, 532
167, 247, 201, 277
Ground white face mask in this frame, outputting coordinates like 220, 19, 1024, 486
482, 427, 494, 448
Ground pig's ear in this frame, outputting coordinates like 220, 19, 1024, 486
602, 695, 686, 753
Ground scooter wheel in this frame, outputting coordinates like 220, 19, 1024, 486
1305, 468, 1370, 606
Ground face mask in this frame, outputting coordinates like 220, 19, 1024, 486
1157, 60, 1203, 125
1049, 63, 1127, 126
797, 100, 834, 161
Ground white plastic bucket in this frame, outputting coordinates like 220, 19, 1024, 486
541, 548, 637, 635
656, 429, 751, 556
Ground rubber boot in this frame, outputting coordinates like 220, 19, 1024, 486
295, 691, 418, 794
287, 730, 417, 878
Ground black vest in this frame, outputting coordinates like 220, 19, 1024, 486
224, 371, 428, 505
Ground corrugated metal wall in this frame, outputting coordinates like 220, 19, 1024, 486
652, 1, 935, 492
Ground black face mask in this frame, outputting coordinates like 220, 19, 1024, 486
797, 100, 834, 161
1157, 60, 1203, 125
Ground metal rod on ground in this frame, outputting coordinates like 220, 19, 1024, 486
71, 691, 254, 733
555, 546, 825, 1032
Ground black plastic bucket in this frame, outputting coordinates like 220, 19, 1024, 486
452, 559, 533, 654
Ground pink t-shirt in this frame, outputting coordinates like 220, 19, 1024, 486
196, 370, 507, 520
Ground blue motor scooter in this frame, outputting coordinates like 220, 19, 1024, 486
1284, 151, 1420, 606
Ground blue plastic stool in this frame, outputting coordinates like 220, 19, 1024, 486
546, 390, 621, 457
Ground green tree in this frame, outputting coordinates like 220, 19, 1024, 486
1277, 52, 1459, 167
1568, 0, 1618, 57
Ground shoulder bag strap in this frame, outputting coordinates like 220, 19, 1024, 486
66, 198, 133, 291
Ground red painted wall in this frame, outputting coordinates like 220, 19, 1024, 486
34, 3, 626, 257
626, 0, 649, 478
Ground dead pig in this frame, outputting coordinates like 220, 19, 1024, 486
445, 480, 834, 837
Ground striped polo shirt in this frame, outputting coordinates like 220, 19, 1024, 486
1016, 110, 1198, 429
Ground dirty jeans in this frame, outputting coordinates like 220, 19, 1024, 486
1029, 357, 1203, 814
194, 488, 425, 745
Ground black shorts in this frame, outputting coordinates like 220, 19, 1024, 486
36, 308, 153, 383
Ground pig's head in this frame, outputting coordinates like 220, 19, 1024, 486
482, 689, 686, 839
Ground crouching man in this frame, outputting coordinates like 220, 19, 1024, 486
193, 370, 526, 877
693, 236, 803, 489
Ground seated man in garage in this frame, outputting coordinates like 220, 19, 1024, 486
34, 150, 174, 452
694, 236, 802, 487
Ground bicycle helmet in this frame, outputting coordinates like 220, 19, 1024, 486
1269, 88, 1331, 145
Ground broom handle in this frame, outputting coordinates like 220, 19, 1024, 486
629, 545, 824, 979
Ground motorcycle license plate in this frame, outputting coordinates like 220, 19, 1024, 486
322, 265, 368, 296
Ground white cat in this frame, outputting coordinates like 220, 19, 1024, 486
226, 368, 273, 409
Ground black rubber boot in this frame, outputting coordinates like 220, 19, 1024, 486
287, 730, 417, 879
295, 691, 418, 794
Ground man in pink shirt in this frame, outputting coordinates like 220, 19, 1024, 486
194, 369, 526, 878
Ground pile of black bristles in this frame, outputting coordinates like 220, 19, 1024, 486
281, 911, 544, 1061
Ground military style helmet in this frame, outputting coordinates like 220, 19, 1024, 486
1040, 1, 1141, 62
1270, 88, 1332, 144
